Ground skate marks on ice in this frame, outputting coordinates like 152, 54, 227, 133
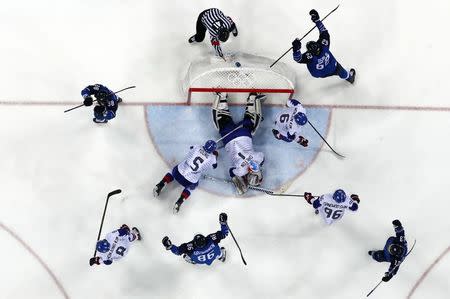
145, 104, 331, 197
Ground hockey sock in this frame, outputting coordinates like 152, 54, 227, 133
181, 189, 191, 200
163, 173, 174, 184
336, 63, 349, 79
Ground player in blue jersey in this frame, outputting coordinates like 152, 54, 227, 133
292, 9, 355, 84
81, 84, 122, 123
368, 220, 408, 282
162, 213, 229, 265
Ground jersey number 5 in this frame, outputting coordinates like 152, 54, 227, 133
190, 156, 205, 171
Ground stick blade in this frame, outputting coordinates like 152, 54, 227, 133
107, 189, 122, 198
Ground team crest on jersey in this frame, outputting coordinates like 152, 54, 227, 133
146, 104, 331, 197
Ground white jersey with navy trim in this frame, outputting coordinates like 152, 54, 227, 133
201, 8, 234, 57
98, 230, 133, 263
177, 145, 217, 183
316, 193, 356, 225
273, 100, 307, 141
225, 136, 264, 177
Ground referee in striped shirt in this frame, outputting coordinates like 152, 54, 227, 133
189, 8, 238, 58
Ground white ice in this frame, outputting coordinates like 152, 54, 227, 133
0, 0, 449, 298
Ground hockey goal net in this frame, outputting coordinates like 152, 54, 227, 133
182, 52, 296, 104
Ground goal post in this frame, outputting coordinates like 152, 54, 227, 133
183, 52, 296, 104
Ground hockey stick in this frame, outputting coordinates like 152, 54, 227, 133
226, 223, 247, 265
215, 124, 243, 143
308, 120, 345, 158
203, 174, 315, 198
366, 239, 417, 297
269, 5, 340, 68
92, 189, 122, 258
64, 85, 136, 113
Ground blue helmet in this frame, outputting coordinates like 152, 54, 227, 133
294, 112, 307, 126
203, 140, 217, 153
96, 239, 110, 253
248, 160, 260, 173
332, 189, 347, 203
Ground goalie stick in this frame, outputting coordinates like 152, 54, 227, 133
366, 239, 417, 297
203, 174, 315, 198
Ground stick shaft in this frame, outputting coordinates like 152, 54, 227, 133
64, 85, 136, 113
227, 224, 247, 265
93, 189, 122, 257
308, 120, 345, 158
270, 5, 340, 68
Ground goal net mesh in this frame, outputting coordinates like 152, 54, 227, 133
183, 52, 296, 104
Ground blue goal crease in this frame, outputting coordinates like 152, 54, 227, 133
146, 104, 331, 197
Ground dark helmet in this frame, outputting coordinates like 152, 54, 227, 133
96, 239, 110, 253
306, 41, 321, 55
203, 140, 217, 153
294, 112, 307, 126
332, 189, 347, 203
388, 244, 405, 258
218, 27, 230, 42
193, 234, 207, 248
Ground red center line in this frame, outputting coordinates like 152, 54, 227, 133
0, 100, 450, 112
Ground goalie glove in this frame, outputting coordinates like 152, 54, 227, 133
232, 175, 248, 195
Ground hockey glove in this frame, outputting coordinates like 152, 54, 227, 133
89, 257, 100, 266
304, 192, 313, 204
309, 9, 320, 23
292, 38, 301, 51
162, 236, 173, 250
392, 219, 402, 228
298, 136, 309, 147
350, 194, 360, 204
272, 129, 282, 140
83, 96, 93, 106
382, 272, 393, 282
219, 212, 228, 225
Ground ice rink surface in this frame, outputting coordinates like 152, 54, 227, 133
1, 0, 449, 298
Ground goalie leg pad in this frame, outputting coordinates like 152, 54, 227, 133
231, 175, 248, 195
212, 92, 231, 130
244, 93, 265, 134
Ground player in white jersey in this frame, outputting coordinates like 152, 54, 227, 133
304, 189, 360, 225
89, 224, 142, 266
153, 140, 218, 213
272, 99, 309, 147
212, 92, 265, 195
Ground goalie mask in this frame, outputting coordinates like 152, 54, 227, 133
247, 160, 262, 186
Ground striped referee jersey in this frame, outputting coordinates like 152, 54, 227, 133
201, 8, 235, 57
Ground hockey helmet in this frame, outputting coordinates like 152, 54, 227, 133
218, 27, 230, 42
203, 140, 217, 153
96, 239, 111, 253
332, 189, 347, 203
248, 160, 260, 173
306, 41, 321, 55
193, 234, 207, 248
388, 244, 405, 258
294, 112, 308, 126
